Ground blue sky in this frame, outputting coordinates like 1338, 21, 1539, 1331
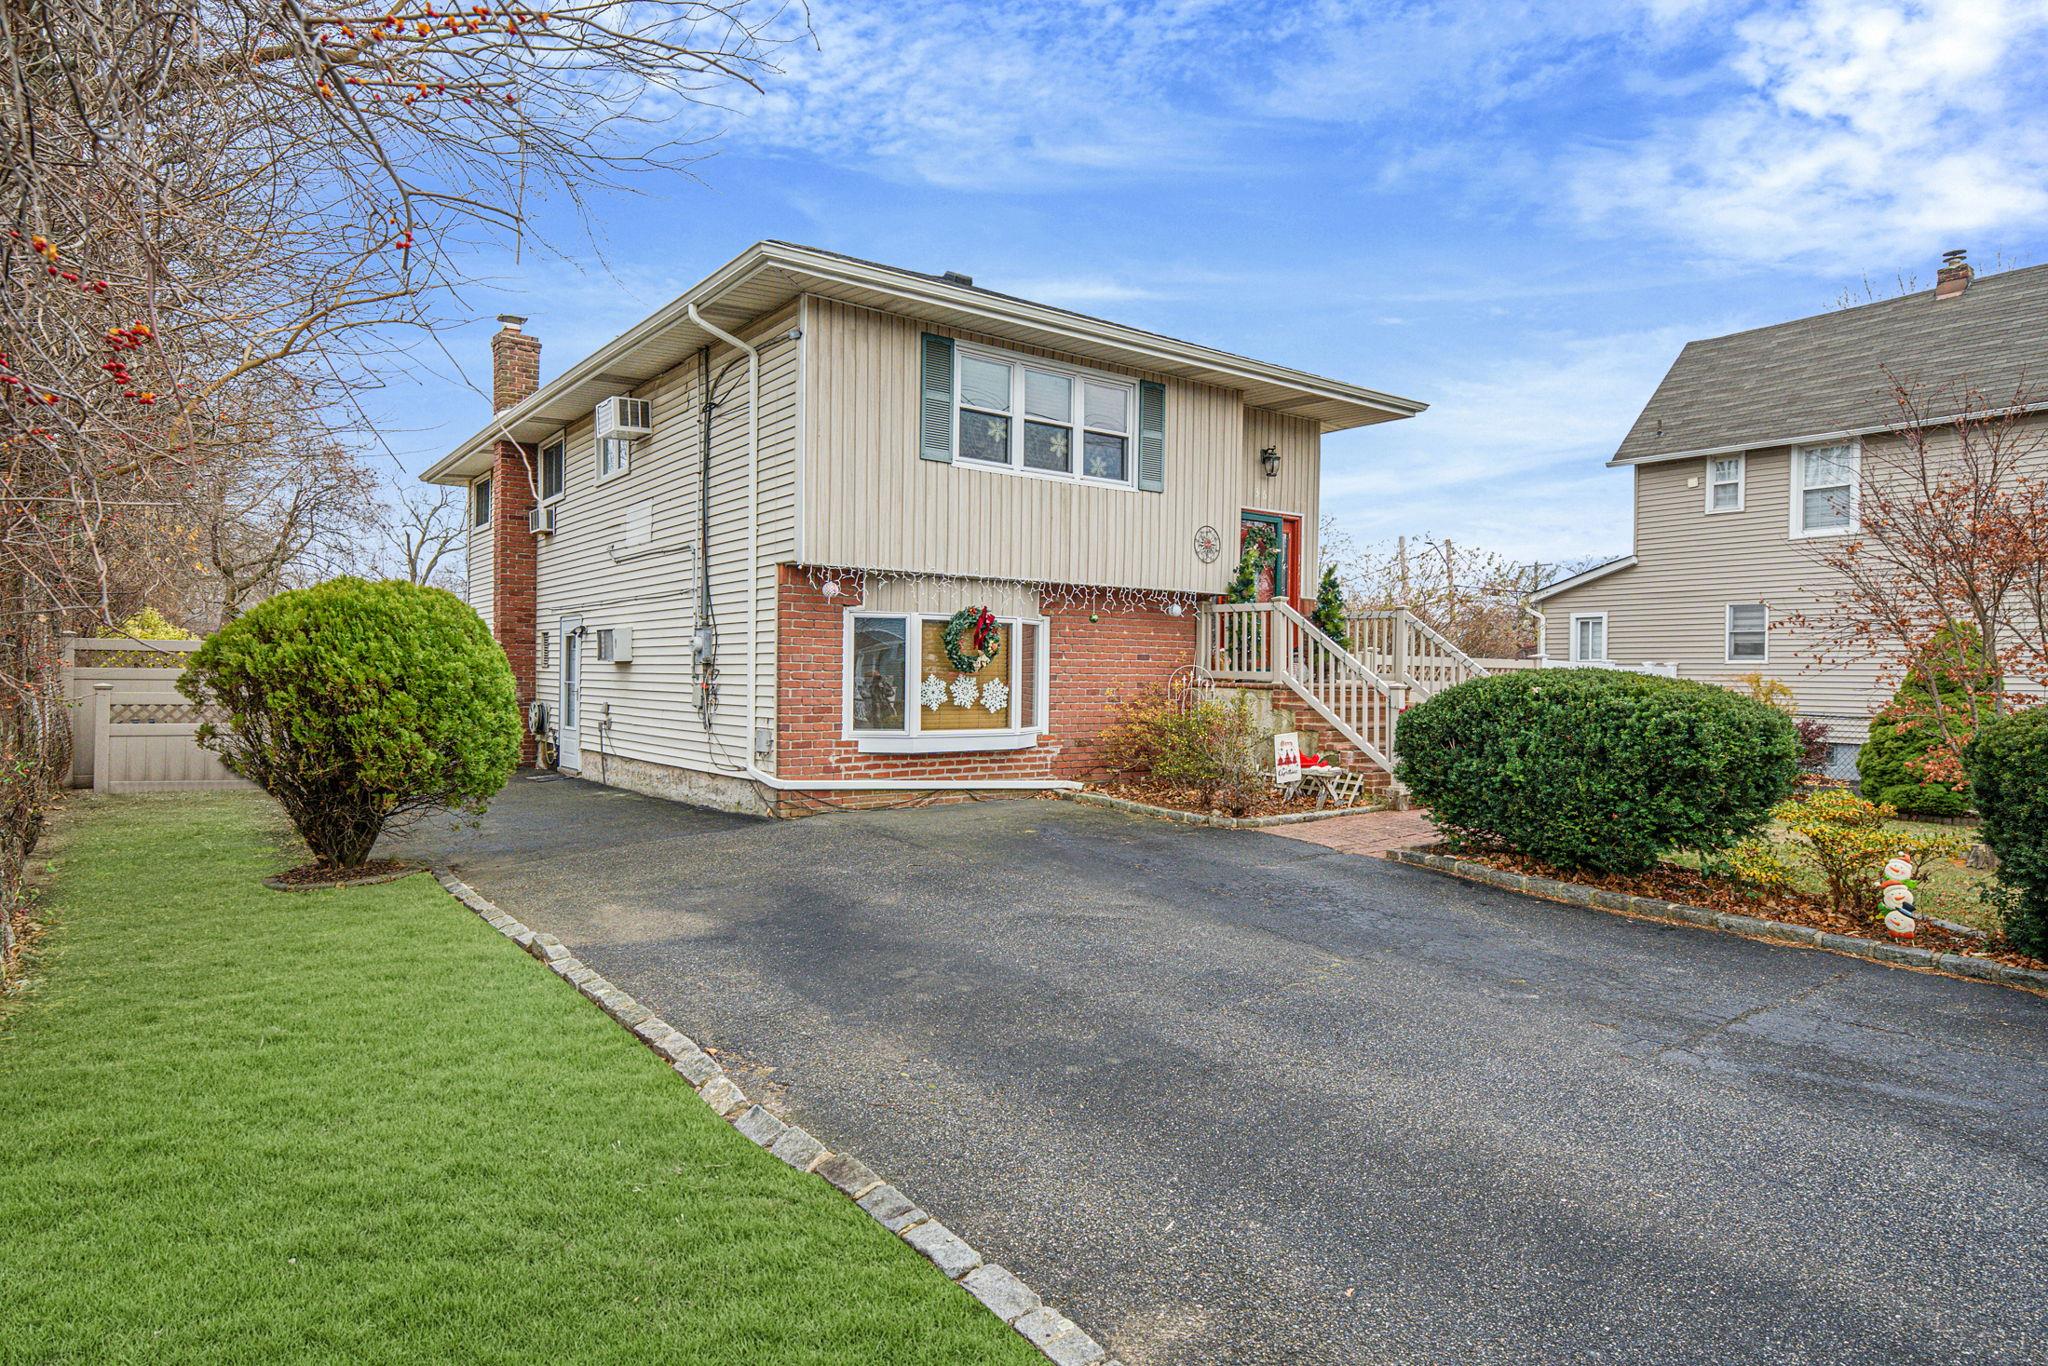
379, 0, 2048, 566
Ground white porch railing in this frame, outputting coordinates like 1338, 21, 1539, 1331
1346, 609, 1491, 700
1200, 601, 1403, 774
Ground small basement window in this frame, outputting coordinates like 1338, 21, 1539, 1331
846, 611, 1047, 752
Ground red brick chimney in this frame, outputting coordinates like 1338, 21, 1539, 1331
489, 314, 541, 763
1935, 248, 1973, 300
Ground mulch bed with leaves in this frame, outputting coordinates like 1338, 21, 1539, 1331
1090, 777, 1371, 821
1441, 846, 2048, 974
264, 858, 423, 891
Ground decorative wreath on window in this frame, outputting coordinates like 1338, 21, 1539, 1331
942, 605, 1003, 674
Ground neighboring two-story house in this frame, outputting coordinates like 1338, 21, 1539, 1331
426, 242, 1425, 815
1533, 254, 2048, 772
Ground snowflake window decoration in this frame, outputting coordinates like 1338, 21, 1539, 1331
920, 674, 947, 712
980, 679, 1010, 715
949, 674, 980, 708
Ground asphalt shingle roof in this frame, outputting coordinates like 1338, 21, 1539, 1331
1612, 262, 2048, 464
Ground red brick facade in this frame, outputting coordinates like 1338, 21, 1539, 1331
773, 565, 1198, 788
489, 317, 542, 764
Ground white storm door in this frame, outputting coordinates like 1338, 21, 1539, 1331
558, 616, 583, 771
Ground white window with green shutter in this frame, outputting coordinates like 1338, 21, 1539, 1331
921, 335, 1162, 492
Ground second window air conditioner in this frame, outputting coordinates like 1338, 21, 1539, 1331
594, 395, 653, 440
595, 626, 634, 663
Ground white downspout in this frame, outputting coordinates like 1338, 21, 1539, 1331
686, 302, 1078, 797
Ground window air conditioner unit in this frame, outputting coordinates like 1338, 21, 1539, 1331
595, 626, 633, 663
594, 396, 652, 440
526, 504, 557, 536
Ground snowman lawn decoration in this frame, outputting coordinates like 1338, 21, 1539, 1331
1879, 855, 1919, 941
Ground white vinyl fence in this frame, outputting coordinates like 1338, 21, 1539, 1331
62, 638, 251, 792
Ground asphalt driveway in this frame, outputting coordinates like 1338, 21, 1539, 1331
393, 779, 2048, 1365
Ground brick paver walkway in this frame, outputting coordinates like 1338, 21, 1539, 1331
1268, 806, 1438, 855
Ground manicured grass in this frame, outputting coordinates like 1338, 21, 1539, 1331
0, 794, 1036, 1365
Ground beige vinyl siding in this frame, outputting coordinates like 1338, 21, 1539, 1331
1541, 448, 1884, 736
530, 307, 798, 781
467, 476, 494, 630
1241, 407, 1321, 590
800, 297, 1318, 595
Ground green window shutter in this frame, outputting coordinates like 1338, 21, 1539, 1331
1137, 380, 1166, 492
920, 333, 955, 463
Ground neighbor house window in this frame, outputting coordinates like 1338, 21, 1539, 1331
846, 611, 1048, 740
1707, 455, 1744, 513
1726, 603, 1768, 662
955, 343, 1136, 488
1570, 613, 1607, 663
598, 435, 632, 481
472, 476, 491, 528
1793, 442, 1858, 535
541, 435, 566, 502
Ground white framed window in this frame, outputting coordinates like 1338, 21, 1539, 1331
845, 610, 1048, 752
1570, 612, 1607, 663
1791, 441, 1858, 537
954, 342, 1137, 488
541, 434, 567, 503
472, 475, 491, 528
597, 435, 633, 482
1706, 454, 1745, 513
1726, 603, 1768, 663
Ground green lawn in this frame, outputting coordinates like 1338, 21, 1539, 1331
0, 793, 1036, 1365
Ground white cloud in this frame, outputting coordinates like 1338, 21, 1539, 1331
1320, 324, 1697, 560
1570, 0, 2048, 265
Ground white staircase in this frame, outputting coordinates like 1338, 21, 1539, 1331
1344, 608, 1491, 700
1201, 600, 1404, 776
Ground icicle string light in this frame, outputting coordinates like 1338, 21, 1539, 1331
798, 565, 1201, 616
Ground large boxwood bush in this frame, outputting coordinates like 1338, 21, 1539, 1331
1396, 670, 1799, 874
182, 577, 521, 868
1965, 708, 2048, 956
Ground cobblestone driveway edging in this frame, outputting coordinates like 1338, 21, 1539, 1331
1064, 789, 1381, 829
430, 868, 1122, 1366
1385, 848, 2048, 996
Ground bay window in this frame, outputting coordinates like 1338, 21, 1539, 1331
955, 343, 1136, 488
846, 611, 1047, 751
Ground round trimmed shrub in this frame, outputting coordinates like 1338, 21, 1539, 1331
1965, 708, 2048, 956
182, 577, 520, 868
1857, 715, 1973, 816
1395, 670, 1799, 874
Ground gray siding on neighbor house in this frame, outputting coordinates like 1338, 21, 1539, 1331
526, 306, 799, 781
799, 297, 1320, 594
1541, 413, 2048, 743
1540, 449, 1884, 740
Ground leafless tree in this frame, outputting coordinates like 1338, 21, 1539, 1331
0, 0, 804, 976
384, 484, 467, 592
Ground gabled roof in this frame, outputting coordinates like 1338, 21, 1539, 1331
1611, 262, 2048, 466
1529, 554, 1636, 603
426, 241, 1426, 483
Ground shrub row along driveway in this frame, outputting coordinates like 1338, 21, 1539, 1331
399, 779, 2048, 1365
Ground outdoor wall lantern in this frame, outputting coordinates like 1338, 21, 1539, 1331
1259, 445, 1281, 478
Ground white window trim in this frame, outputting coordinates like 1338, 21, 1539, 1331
1704, 453, 1745, 514
1789, 440, 1860, 539
596, 434, 634, 485
472, 475, 491, 529
1569, 612, 1608, 663
843, 609, 1049, 747
540, 432, 568, 505
953, 340, 1140, 491
1724, 603, 1770, 665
